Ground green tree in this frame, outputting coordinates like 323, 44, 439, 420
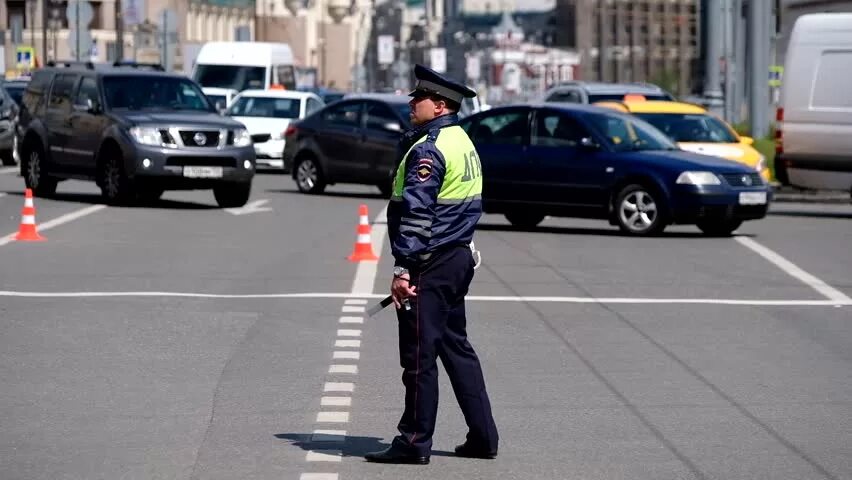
647, 70, 680, 96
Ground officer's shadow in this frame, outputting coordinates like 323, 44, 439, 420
274, 433, 456, 458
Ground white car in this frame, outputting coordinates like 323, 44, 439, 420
226, 89, 325, 170
202, 87, 239, 113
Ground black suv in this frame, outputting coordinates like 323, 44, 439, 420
17, 61, 256, 206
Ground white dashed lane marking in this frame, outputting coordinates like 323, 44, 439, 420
339, 316, 364, 324
321, 397, 352, 407
316, 411, 350, 423
336, 329, 361, 337
304, 207, 387, 475
300, 474, 338, 480
324, 382, 355, 393
306, 450, 342, 462
328, 364, 358, 374
333, 351, 360, 360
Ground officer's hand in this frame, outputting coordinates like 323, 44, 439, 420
391, 273, 417, 309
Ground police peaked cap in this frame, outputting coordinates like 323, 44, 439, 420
409, 64, 477, 104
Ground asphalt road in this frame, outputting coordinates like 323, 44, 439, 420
1, 167, 850, 480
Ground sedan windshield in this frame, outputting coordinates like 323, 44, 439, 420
586, 113, 678, 152
635, 113, 739, 144
227, 97, 302, 119
103, 76, 212, 112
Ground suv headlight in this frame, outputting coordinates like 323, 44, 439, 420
676, 171, 721, 185
233, 128, 251, 147
129, 126, 165, 146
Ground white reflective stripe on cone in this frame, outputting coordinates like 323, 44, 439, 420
357, 234, 371, 243
24, 198, 34, 208
359, 216, 369, 225
21, 215, 35, 224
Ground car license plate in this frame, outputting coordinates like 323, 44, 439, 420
739, 191, 767, 205
183, 166, 223, 178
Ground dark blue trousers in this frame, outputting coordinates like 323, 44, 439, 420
391, 245, 499, 455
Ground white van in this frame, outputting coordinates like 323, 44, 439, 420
776, 13, 852, 196
191, 42, 297, 92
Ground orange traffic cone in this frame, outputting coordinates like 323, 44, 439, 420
347, 204, 378, 262
15, 188, 46, 241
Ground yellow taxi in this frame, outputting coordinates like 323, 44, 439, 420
595, 99, 771, 182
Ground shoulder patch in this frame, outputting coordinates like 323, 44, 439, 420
415, 158, 433, 182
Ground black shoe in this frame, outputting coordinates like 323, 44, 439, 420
455, 442, 498, 459
365, 446, 430, 465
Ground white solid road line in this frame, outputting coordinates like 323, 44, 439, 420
0, 166, 17, 175
0, 204, 107, 247
350, 205, 387, 294
224, 199, 272, 216
736, 236, 852, 304
0, 289, 846, 306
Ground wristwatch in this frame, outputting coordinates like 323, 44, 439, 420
393, 266, 409, 278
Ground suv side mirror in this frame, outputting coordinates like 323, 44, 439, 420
74, 98, 100, 114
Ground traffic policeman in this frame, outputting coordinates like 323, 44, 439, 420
364, 64, 499, 465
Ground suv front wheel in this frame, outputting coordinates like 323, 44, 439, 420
24, 143, 58, 196
100, 152, 135, 204
213, 182, 251, 208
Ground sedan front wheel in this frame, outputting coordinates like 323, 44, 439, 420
615, 184, 667, 236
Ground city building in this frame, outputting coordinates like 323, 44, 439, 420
554, 0, 701, 97
2, 0, 255, 77
251, 0, 373, 90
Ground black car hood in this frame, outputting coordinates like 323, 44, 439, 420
118, 111, 244, 128
627, 149, 756, 173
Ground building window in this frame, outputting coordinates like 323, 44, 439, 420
6, 1, 29, 31
90, 1, 102, 29
50, 2, 103, 29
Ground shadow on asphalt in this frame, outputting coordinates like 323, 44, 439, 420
475, 222, 756, 238
265, 188, 387, 200
2, 191, 219, 210
274, 433, 455, 458
769, 210, 852, 220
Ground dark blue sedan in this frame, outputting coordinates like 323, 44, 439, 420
459, 104, 771, 236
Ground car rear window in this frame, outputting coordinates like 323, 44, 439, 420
229, 96, 301, 118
